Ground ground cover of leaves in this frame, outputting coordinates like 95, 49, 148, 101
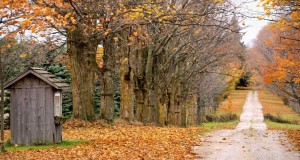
286, 130, 300, 151
1, 119, 210, 160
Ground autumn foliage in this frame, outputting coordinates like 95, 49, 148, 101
259, 0, 300, 86
262, 0, 300, 30
1, 119, 207, 159
249, 22, 300, 112
261, 27, 300, 85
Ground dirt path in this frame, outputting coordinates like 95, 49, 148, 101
193, 91, 300, 160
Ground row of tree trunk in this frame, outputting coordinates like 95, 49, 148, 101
64, 0, 245, 126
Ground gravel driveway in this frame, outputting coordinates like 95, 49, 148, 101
193, 91, 300, 160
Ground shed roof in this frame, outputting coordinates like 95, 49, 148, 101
4, 67, 69, 90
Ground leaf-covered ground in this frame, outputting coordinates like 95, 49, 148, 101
286, 130, 300, 151
2, 119, 215, 160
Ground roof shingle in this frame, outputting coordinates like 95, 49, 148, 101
4, 67, 69, 90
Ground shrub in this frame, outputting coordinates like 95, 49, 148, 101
219, 113, 238, 122
205, 114, 219, 122
205, 113, 238, 122
264, 113, 299, 124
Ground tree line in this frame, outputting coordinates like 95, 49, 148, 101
248, 0, 300, 113
0, 0, 246, 128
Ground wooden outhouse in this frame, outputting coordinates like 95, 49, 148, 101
4, 67, 69, 145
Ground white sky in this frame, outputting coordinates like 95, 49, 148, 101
232, 0, 269, 47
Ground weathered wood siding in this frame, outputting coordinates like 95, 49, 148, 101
10, 74, 62, 145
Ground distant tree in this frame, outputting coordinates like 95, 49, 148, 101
237, 72, 251, 87
250, 24, 300, 112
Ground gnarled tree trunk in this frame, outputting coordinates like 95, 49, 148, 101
100, 37, 116, 122
120, 57, 134, 122
134, 48, 147, 122
67, 29, 96, 121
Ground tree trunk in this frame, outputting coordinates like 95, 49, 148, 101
0, 50, 6, 152
145, 47, 156, 123
181, 82, 189, 127
133, 46, 158, 124
157, 92, 167, 126
167, 82, 176, 125
120, 57, 134, 121
67, 30, 96, 121
196, 96, 204, 125
100, 37, 115, 122
134, 48, 147, 122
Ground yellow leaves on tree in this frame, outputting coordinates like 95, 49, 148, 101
258, 24, 300, 85
124, 3, 168, 22
19, 53, 27, 58
263, 54, 300, 84
257, 16, 263, 21
20, 19, 32, 28
0, 0, 78, 40
262, 0, 300, 30
96, 46, 104, 68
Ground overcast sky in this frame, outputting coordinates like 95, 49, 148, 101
232, 0, 269, 47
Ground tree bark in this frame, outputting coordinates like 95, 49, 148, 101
120, 57, 134, 122
157, 92, 167, 126
134, 48, 147, 122
167, 82, 176, 126
145, 47, 156, 123
67, 29, 96, 121
0, 50, 6, 152
100, 37, 115, 122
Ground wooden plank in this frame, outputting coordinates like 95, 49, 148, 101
33, 70, 49, 74
45, 87, 54, 144
39, 80, 47, 86
37, 87, 46, 144
31, 67, 44, 70
24, 76, 31, 86
14, 88, 20, 144
22, 87, 30, 145
17, 88, 22, 144
29, 79, 38, 145
34, 78, 41, 144
12, 85, 52, 89
24, 77, 31, 145
40, 74, 56, 78
10, 89, 15, 144
19, 88, 25, 145
55, 124, 62, 143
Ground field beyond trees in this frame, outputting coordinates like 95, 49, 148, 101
258, 91, 300, 151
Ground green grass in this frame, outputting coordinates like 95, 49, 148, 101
265, 120, 300, 130
5, 140, 89, 151
199, 120, 239, 133
201, 120, 238, 127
